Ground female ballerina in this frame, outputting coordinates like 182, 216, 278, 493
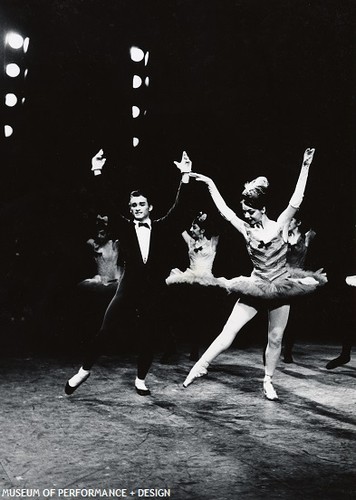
183, 148, 327, 400
165, 211, 224, 360
166, 211, 221, 287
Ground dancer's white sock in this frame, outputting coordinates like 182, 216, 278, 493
135, 377, 148, 391
68, 367, 90, 388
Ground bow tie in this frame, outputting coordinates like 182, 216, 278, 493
138, 222, 150, 229
194, 246, 203, 253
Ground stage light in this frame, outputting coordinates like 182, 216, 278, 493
132, 106, 140, 118
22, 97, 26, 104
133, 137, 139, 147
144, 51, 149, 66
6, 32, 24, 50
24, 68, 29, 78
6, 63, 21, 77
145, 77, 150, 87
4, 125, 13, 137
130, 46, 144, 62
133, 75, 142, 88
5, 93, 18, 107
23, 37, 30, 53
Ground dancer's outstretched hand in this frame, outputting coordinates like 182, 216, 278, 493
190, 172, 214, 186
174, 151, 192, 174
91, 149, 106, 175
303, 148, 315, 167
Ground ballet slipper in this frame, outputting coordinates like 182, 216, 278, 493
183, 360, 209, 388
326, 354, 351, 370
135, 377, 151, 396
65, 367, 91, 395
263, 376, 279, 401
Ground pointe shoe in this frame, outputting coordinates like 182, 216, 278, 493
263, 377, 279, 401
183, 361, 209, 388
326, 354, 351, 370
65, 368, 90, 395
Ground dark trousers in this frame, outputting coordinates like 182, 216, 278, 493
82, 275, 164, 379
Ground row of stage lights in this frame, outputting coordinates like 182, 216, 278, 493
3, 31, 30, 138
130, 46, 149, 148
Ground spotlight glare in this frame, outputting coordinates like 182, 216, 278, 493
132, 106, 140, 118
4, 125, 13, 137
23, 37, 30, 53
133, 75, 142, 88
24, 68, 29, 78
22, 97, 26, 104
144, 51, 150, 66
133, 137, 139, 147
130, 46, 144, 62
6, 63, 21, 77
5, 93, 18, 107
145, 77, 150, 87
6, 32, 24, 49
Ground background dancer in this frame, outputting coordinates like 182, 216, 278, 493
183, 148, 327, 400
65, 150, 192, 396
165, 211, 224, 360
325, 275, 355, 369
282, 217, 317, 363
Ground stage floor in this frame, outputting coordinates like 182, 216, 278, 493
0, 343, 355, 499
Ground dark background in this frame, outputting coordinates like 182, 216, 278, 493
0, 0, 354, 354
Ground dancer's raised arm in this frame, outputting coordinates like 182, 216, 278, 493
277, 148, 315, 226
191, 173, 246, 234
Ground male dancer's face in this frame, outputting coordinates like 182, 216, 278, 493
129, 195, 152, 222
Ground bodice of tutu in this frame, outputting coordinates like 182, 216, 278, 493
223, 226, 327, 299
246, 228, 289, 281
187, 238, 216, 276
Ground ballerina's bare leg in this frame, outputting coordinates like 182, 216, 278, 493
263, 304, 290, 400
183, 300, 257, 387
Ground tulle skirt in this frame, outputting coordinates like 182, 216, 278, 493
219, 268, 327, 300
166, 268, 228, 287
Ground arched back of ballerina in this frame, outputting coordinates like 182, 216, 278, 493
183, 148, 327, 400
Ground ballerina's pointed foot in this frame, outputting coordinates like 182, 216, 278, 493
183, 361, 209, 388
263, 376, 279, 401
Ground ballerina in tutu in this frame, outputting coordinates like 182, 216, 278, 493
79, 215, 123, 289
183, 148, 327, 400
166, 211, 223, 287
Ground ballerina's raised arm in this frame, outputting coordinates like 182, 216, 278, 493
277, 148, 315, 227
190, 172, 247, 235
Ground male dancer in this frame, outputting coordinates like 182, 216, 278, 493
65, 149, 192, 396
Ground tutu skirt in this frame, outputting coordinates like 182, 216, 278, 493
166, 268, 228, 288
219, 268, 327, 300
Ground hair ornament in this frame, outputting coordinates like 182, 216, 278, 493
242, 176, 269, 197
196, 211, 207, 223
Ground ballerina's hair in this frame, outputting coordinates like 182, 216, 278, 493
241, 176, 269, 210
191, 211, 217, 239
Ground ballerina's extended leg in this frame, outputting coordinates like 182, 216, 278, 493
183, 360, 210, 387
183, 301, 258, 388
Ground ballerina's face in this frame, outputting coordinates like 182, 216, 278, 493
241, 201, 264, 227
189, 223, 204, 240
288, 217, 300, 232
